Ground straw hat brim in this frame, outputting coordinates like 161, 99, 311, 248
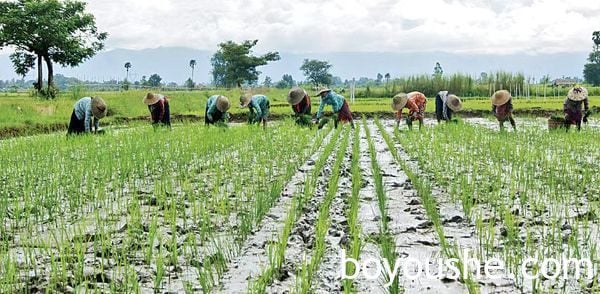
315, 88, 331, 96
143, 93, 160, 105
567, 87, 588, 101
216, 95, 231, 112
391, 94, 408, 111
491, 90, 511, 106
239, 95, 251, 108
287, 87, 306, 105
447, 94, 462, 111
91, 97, 107, 119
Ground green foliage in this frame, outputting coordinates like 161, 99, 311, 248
0, 0, 107, 98
147, 74, 162, 87
584, 63, 600, 86
300, 59, 332, 86
275, 74, 294, 89
433, 61, 444, 77
184, 78, 195, 90
210, 40, 280, 88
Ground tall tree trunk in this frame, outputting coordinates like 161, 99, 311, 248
43, 55, 54, 98
36, 54, 43, 92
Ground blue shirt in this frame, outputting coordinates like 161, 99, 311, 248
73, 97, 99, 132
248, 95, 269, 119
316, 91, 345, 119
206, 95, 230, 121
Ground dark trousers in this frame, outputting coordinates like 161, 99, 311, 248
205, 107, 225, 125
67, 110, 86, 135
435, 95, 453, 122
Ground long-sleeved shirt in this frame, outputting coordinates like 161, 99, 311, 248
396, 92, 426, 121
148, 95, 170, 124
292, 95, 311, 115
73, 97, 99, 132
206, 95, 230, 121
248, 95, 270, 119
316, 91, 345, 119
563, 98, 589, 123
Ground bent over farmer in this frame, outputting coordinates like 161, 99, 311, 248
392, 91, 427, 129
67, 96, 107, 135
205, 95, 231, 125
435, 90, 462, 123
287, 87, 312, 126
240, 94, 269, 129
491, 90, 516, 131
563, 86, 590, 131
143, 93, 171, 128
315, 88, 354, 129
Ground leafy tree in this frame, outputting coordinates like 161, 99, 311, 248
210, 40, 280, 88
148, 74, 162, 87
300, 59, 333, 86
189, 59, 197, 82
584, 31, 600, 86
185, 78, 195, 89
0, 0, 107, 97
376, 73, 383, 85
124, 62, 132, 80
263, 76, 272, 87
275, 74, 295, 89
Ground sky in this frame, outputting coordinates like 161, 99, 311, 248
85, 0, 600, 54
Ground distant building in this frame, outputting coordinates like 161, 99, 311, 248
552, 78, 577, 87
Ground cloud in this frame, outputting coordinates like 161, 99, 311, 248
50, 0, 600, 54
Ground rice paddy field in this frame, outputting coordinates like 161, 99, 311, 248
0, 90, 599, 293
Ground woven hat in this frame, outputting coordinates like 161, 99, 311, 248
287, 87, 306, 105
491, 90, 511, 106
315, 87, 331, 96
91, 97, 107, 119
216, 95, 231, 112
391, 93, 408, 111
143, 93, 161, 105
447, 94, 462, 111
239, 93, 251, 108
567, 86, 588, 101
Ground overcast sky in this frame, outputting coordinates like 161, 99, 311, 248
86, 0, 600, 54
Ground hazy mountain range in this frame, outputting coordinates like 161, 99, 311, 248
0, 47, 590, 84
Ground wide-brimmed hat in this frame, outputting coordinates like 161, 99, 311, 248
491, 90, 511, 106
447, 94, 462, 111
143, 93, 161, 105
567, 86, 588, 101
91, 97, 107, 119
315, 87, 331, 96
239, 93, 251, 108
391, 93, 408, 111
287, 87, 306, 105
216, 95, 231, 112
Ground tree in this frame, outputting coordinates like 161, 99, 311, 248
300, 59, 333, 86
0, 0, 107, 97
433, 62, 443, 77
148, 74, 162, 87
184, 78, 195, 89
584, 31, 600, 86
124, 62, 132, 80
189, 59, 197, 82
210, 40, 280, 88
376, 73, 383, 85
263, 76, 272, 87
275, 74, 294, 89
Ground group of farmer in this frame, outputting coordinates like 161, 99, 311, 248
66, 85, 590, 135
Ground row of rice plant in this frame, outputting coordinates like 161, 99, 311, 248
0, 121, 321, 292
391, 122, 600, 292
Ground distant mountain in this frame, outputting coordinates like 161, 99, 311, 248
0, 47, 590, 84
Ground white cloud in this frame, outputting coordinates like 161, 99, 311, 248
77, 0, 600, 54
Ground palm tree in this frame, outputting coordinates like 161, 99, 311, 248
124, 62, 132, 81
189, 59, 197, 82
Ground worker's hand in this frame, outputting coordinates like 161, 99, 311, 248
583, 117, 588, 124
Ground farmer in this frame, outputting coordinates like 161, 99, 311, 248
287, 87, 312, 126
205, 94, 231, 125
315, 87, 354, 129
240, 94, 270, 129
563, 86, 590, 131
67, 96, 107, 135
435, 90, 462, 123
143, 93, 171, 128
391, 91, 427, 129
491, 90, 516, 131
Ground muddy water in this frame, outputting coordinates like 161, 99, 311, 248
218, 131, 334, 292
